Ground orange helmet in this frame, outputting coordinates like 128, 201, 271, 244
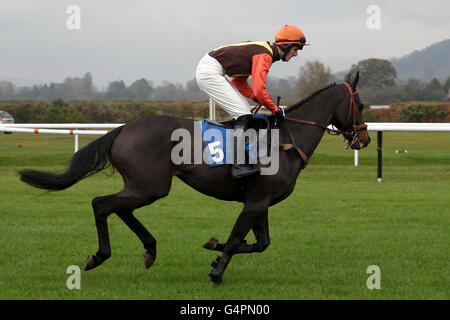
275, 24, 309, 52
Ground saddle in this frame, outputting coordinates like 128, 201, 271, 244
201, 112, 307, 169
204, 113, 273, 131
200, 114, 273, 168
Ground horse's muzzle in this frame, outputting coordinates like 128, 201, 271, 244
349, 129, 371, 150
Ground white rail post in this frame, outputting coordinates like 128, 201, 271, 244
209, 99, 216, 120
354, 150, 359, 166
74, 130, 79, 153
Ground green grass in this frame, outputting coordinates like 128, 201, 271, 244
0, 131, 449, 299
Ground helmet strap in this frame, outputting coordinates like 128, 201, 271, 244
276, 44, 291, 61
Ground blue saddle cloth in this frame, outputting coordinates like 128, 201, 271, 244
199, 114, 270, 167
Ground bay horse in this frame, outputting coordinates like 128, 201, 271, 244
19, 72, 370, 285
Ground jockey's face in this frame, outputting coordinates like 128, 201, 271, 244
284, 46, 299, 62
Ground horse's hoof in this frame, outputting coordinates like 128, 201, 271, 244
208, 269, 223, 286
203, 237, 219, 250
142, 251, 155, 269
84, 255, 99, 271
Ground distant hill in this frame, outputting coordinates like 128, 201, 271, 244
390, 39, 450, 82
333, 39, 450, 84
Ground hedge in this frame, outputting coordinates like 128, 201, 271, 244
0, 99, 232, 123
1, 99, 449, 123
363, 102, 450, 122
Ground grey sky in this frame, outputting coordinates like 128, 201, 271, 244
1, 0, 449, 88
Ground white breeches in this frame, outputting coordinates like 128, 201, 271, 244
196, 54, 252, 119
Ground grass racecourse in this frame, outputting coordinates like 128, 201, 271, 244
0, 130, 448, 300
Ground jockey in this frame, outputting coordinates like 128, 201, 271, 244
196, 24, 309, 178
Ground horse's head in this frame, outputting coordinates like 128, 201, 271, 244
331, 72, 371, 150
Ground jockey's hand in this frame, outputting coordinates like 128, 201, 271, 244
275, 107, 285, 122
252, 96, 259, 104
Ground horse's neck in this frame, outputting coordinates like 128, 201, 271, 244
284, 87, 341, 158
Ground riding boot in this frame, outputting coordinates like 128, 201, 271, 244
231, 115, 260, 179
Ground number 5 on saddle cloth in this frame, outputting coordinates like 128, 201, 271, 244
200, 114, 271, 167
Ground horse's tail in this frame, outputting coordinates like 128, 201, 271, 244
19, 125, 124, 191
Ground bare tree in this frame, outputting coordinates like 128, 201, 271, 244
296, 60, 332, 98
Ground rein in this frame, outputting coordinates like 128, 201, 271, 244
278, 82, 367, 167
285, 82, 367, 138
250, 82, 367, 168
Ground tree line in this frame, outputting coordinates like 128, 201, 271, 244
0, 72, 298, 103
1, 59, 449, 104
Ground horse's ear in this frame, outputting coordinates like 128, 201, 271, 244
344, 72, 352, 84
352, 71, 360, 90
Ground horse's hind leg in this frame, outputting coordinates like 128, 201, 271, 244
116, 210, 157, 269
84, 194, 159, 271
84, 195, 116, 270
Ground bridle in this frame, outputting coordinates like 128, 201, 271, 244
341, 82, 368, 145
284, 82, 368, 150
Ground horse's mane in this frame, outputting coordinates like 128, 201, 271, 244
286, 82, 337, 113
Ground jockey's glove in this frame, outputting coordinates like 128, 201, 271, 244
275, 107, 286, 122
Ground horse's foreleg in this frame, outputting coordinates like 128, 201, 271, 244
208, 205, 268, 284
251, 213, 270, 252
